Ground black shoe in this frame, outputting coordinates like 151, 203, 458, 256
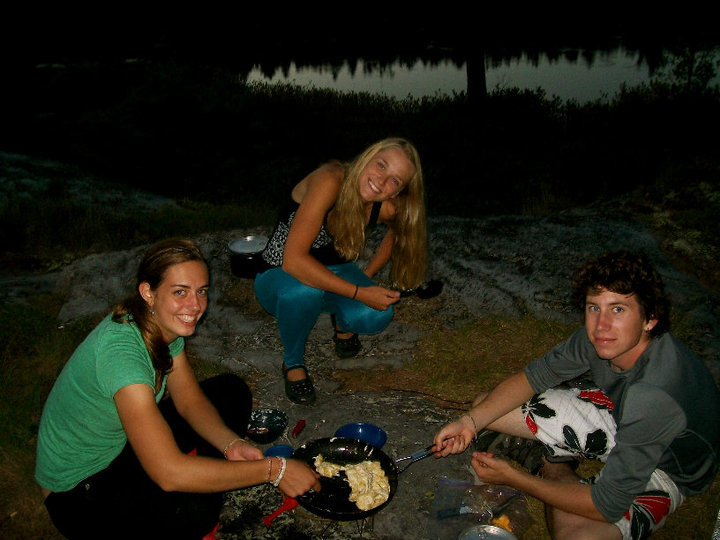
282, 365, 316, 405
478, 431, 545, 474
473, 429, 501, 452
523, 444, 547, 476
543, 450, 581, 470
333, 333, 361, 358
331, 314, 361, 358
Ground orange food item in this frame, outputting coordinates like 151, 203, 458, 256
491, 513, 513, 532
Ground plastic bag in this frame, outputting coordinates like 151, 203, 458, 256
426, 477, 533, 540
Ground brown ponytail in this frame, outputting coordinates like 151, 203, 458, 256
112, 238, 206, 381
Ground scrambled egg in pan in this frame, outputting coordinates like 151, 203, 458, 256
314, 455, 391, 511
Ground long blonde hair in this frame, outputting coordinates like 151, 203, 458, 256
327, 138, 427, 289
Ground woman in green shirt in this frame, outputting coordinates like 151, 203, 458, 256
36, 238, 319, 539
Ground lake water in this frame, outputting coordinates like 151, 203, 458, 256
246, 48, 658, 103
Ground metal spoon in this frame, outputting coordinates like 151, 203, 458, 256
398, 279, 444, 299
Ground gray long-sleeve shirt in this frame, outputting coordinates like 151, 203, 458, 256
525, 330, 720, 522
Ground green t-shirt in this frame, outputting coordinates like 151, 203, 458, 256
35, 314, 184, 492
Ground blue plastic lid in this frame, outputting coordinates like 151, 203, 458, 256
334, 422, 387, 448
264, 444, 294, 458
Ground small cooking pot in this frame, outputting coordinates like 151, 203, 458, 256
228, 235, 268, 279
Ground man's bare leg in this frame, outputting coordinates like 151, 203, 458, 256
542, 461, 622, 540
472, 392, 536, 439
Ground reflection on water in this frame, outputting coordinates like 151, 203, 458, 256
247, 59, 467, 100
487, 48, 651, 102
246, 48, 655, 103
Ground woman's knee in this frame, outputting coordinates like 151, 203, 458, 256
253, 270, 277, 312
343, 305, 394, 335
255, 269, 324, 315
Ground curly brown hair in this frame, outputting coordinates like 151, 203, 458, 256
571, 250, 670, 337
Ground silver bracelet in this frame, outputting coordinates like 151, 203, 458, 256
223, 437, 242, 459
272, 457, 287, 487
461, 413, 478, 434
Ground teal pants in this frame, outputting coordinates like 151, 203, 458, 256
254, 263, 394, 368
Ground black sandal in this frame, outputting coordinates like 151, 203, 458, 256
474, 430, 546, 475
330, 314, 362, 358
282, 365, 316, 405
543, 452, 581, 470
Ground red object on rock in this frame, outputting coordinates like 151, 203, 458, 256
263, 496, 298, 526
291, 419, 306, 437
202, 521, 220, 539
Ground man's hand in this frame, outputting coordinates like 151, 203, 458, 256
432, 417, 475, 457
470, 451, 525, 485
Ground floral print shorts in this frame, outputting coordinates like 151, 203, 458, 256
522, 386, 684, 540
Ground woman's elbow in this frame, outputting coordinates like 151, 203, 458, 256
143, 457, 187, 492
281, 256, 303, 277
154, 475, 180, 492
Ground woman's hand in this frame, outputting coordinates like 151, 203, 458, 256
355, 285, 400, 311
225, 439, 263, 462
277, 459, 322, 498
432, 417, 475, 457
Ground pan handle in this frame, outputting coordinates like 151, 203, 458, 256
395, 444, 435, 472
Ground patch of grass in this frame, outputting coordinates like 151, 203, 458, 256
0, 194, 275, 276
335, 313, 578, 408
411, 316, 577, 401
0, 302, 96, 539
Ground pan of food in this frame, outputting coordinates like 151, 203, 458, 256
292, 437, 436, 521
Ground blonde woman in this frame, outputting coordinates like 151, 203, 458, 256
254, 138, 427, 404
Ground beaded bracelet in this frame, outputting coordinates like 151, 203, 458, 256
223, 437, 242, 459
461, 413, 478, 434
272, 457, 287, 487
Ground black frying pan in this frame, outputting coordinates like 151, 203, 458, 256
292, 437, 399, 521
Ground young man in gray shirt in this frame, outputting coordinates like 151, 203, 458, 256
433, 250, 720, 540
